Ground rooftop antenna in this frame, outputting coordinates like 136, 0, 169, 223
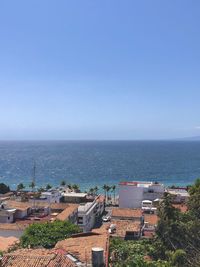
31, 161, 36, 217
33, 161, 36, 188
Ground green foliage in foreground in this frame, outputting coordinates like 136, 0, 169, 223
110, 178, 200, 267
20, 220, 81, 248
109, 238, 171, 267
0, 183, 10, 194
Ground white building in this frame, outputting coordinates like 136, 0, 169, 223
77, 195, 105, 232
166, 188, 189, 203
40, 190, 61, 203
142, 200, 157, 213
119, 181, 165, 209
0, 203, 16, 223
61, 192, 88, 203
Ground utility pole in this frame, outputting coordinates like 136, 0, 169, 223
32, 161, 36, 218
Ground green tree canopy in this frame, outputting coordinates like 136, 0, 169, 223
17, 183, 25, 191
0, 183, 10, 194
20, 220, 81, 248
188, 178, 200, 219
46, 184, 52, 190
60, 180, 66, 186
72, 184, 80, 192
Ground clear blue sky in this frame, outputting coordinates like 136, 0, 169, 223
0, 0, 200, 140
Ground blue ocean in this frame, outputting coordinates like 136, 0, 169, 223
0, 140, 200, 191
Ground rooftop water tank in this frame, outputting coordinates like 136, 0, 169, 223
92, 247, 104, 267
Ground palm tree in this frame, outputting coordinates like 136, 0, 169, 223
102, 184, 107, 198
67, 184, 72, 190
38, 187, 45, 193
112, 185, 116, 204
60, 180, 66, 186
72, 184, 80, 193
46, 184, 52, 190
94, 186, 99, 195
106, 185, 111, 202
89, 187, 94, 196
17, 183, 25, 192
29, 181, 35, 192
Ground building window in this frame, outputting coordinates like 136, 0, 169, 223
78, 217, 83, 224
148, 189, 154, 193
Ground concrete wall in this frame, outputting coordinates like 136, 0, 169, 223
119, 184, 165, 209
0, 213, 14, 223
143, 192, 164, 201
119, 186, 144, 208
78, 203, 97, 232
14, 209, 28, 219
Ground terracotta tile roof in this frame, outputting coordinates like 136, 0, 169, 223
56, 204, 78, 221
112, 208, 142, 218
50, 203, 70, 210
144, 214, 159, 226
55, 227, 109, 264
34, 202, 69, 211
111, 220, 141, 238
6, 200, 31, 211
92, 224, 109, 234
0, 236, 19, 252
143, 230, 155, 238
1, 248, 76, 267
173, 204, 188, 213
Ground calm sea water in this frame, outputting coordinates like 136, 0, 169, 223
0, 140, 200, 191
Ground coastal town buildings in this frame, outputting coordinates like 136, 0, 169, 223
111, 207, 143, 222
77, 195, 105, 232
56, 204, 79, 224
0, 225, 109, 267
0, 203, 16, 223
108, 208, 144, 239
0, 180, 192, 267
166, 187, 189, 203
61, 192, 88, 203
119, 181, 165, 209
143, 213, 159, 237
39, 190, 61, 203
7, 200, 32, 219
78, 201, 98, 232
56, 225, 109, 266
0, 200, 33, 223
110, 220, 142, 239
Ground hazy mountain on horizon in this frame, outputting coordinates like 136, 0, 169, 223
178, 136, 200, 141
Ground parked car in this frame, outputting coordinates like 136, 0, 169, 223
102, 215, 111, 222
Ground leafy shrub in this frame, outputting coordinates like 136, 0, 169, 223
20, 220, 81, 248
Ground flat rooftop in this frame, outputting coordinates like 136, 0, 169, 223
62, 192, 87, 198
55, 227, 109, 264
144, 214, 159, 226
112, 208, 143, 218
6, 200, 31, 211
119, 181, 163, 187
167, 188, 189, 197
111, 220, 141, 238
78, 201, 96, 213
